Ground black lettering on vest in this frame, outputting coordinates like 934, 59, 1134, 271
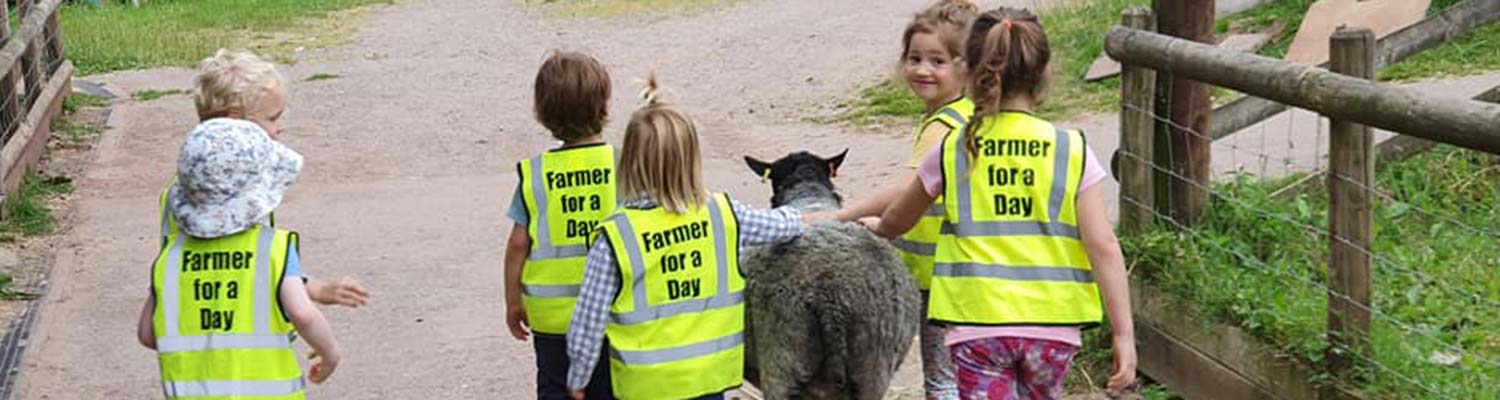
182, 250, 254, 272
979, 138, 1053, 158
987, 165, 1038, 187
546, 168, 612, 191
641, 221, 711, 253
199, 308, 234, 331
666, 278, 702, 300
992, 194, 1035, 217
567, 219, 600, 240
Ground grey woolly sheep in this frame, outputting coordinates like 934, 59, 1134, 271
741, 150, 922, 400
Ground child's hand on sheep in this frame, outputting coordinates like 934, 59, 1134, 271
856, 216, 882, 231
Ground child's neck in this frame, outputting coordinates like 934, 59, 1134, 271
561, 135, 604, 148
924, 92, 964, 114
996, 95, 1038, 114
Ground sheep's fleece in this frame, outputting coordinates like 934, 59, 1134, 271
743, 221, 922, 400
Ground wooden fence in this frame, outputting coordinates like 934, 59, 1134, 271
1108, 5, 1500, 399
0, 0, 71, 206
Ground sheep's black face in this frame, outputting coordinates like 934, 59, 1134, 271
745, 150, 847, 208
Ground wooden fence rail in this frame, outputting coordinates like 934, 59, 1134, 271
0, 0, 71, 204
1209, 0, 1500, 140
1112, 6, 1500, 399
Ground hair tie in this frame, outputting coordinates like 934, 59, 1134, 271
760, 168, 771, 183
1001, 18, 1012, 30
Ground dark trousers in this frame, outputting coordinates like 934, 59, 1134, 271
534, 334, 614, 400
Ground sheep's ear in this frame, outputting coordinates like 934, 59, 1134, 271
745, 156, 773, 182
825, 148, 849, 179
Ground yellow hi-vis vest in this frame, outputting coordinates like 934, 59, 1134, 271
152, 225, 305, 399
929, 112, 1103, 327
894, 97, 973, 291
518, 143, 618, 335
596, 193, 744, 400
160, 177, 274, 248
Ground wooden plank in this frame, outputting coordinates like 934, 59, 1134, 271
1325, 27, 1375, 389
1157, 0, 1214, 226
1105, 26, 1500, 155
1136, 319, 1281, 400
0, 0, 61, 84
1135, 285, 1322, 400
1283, 0, 1429, 65
0, 59, 68, 196
1209, 0, 1500, 140
1119, 6, 1155, 233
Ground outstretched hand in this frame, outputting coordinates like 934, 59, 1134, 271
314, 277, 370, 308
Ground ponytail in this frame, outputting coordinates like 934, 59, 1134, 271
961, 7, 1051, 166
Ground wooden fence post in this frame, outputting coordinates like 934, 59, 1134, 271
1156, 0, 1213, 226
1120, 6, 1155, 233
1326, 26, 1375, 395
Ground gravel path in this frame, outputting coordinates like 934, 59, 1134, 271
13, 0, 1054, 398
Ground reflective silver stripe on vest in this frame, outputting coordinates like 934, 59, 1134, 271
610, 332, 744, 365
925, 203, 944, 217
157, 334, 294, 354
526, 155, 590, 262
610, 196, 742, 326
933, 262, 1095, 283
159, 185, 175, 241
161, 226, 280, 339
892, 237, 936, 256
938, 107, 969, 126
523, 284, 581, 298
164, 378, 306, 398
950, 128, 1076, 239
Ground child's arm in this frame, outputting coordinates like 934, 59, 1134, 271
1076, 184, 1136, 393
729, 199, 804, 247
566, 236, 619, 397
305, 277, 370, 308
137, 292, 157, 350
280, 277, 341, 384
503, 223, 532, 341
870, 176, 937, 239
823, 172, 913, 222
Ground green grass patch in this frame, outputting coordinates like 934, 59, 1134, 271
131, 89, 183, 102
0, 172, 72, 238
532, 0, 740, 18
838, 0, 1148, 126
61, 0, 395, 75
52, 118, 104, 143
304, 73, 342, 82
1217, 0, 1500, 80
60, 93, 108, 114
1124, 146, 1500, 398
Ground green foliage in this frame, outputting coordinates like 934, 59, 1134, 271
1217, 0, 1500, 80
61, 93, 108, 114
60, 0, 394, 75
131, 89, 183, 102
1126, 146, 1500, 398
839, 0, 1148, 126
304, 73, 342, 82
0, 172, 72, 238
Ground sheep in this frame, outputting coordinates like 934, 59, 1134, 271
741, 150, 922, 400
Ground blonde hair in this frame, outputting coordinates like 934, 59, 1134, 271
193, 49, 285, 121
618, 76, 707, 214
900, 0, 981, 64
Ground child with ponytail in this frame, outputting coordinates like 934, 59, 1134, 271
564, 77, 806, 400
832, 7, 1137, 399
823, 1, 978, 398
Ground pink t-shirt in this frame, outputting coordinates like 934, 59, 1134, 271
915, 139, 1109, 347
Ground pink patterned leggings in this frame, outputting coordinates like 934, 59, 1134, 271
949, 337, 1078, 400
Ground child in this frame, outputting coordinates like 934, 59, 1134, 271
503, 51, 618, 400
823, 1, 977, 398
564, 78, 805, 400
137, 118, 340, 398
161, 49, 370, 308
846, 8, 1136, 399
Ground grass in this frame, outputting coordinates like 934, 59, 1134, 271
304, 73, 342, 81
532, 0, 740, 18
60, 0, 395, 75
60, 93, 107, 114
0, 172, 73, 238
1123, 146, 1500, 398
1216, 0, 1500, 81
57, 93, 108, 143
838, 0, 1148, 126
131, 89, 183, 102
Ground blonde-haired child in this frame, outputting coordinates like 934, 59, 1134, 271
564, 78, 806, 400
502, 50, 617, 400
836, 7, 1137, 399
157, 49, 370, 309
822, 1, 979, 398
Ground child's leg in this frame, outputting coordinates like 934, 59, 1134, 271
1013, 339, 1077, 400
949, 337, 1022, 400
532, 334, 573, 400
920, 295, 958, 400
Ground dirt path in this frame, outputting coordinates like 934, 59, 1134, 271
13, 0, 1056, 398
